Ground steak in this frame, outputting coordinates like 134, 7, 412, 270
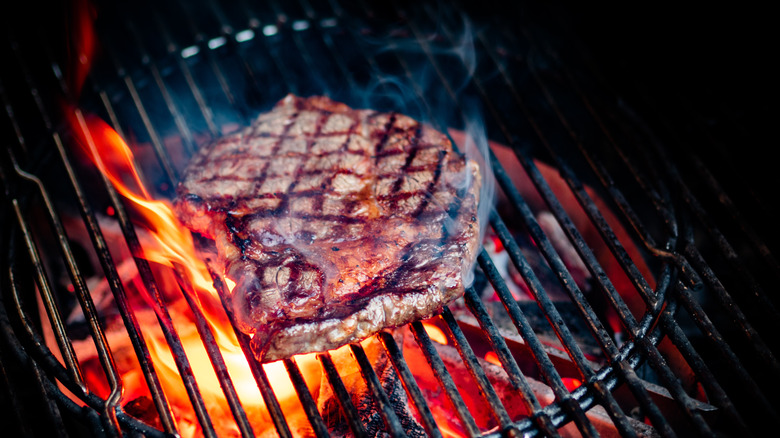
174, 95, 481, 362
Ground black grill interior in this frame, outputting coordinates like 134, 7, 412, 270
2, 0, 778, 437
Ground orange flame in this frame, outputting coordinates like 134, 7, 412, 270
66, 0, 97, 97
66, 107, 321, 435
422, 321, 448, 345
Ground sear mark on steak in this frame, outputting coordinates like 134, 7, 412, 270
174, 94, 481, 362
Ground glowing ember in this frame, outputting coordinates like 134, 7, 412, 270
561, 377, 582, 391
483, 351, 501, 367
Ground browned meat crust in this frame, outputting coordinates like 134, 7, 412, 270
174, 95, 481, 362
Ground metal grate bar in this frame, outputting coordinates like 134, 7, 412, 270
440, 307, 514, 429
10, 162, 124, 435
461, 287, 562, 437
6, 267, 84, 397
97, 31, 179, 188
377, 331, 445, 438
70, 106, 220, 437
284, 357, 330, 437
208, 270, 294, 438
171, 0, 250, 124
297, 0, 359, 92
266, 0, 331, 97
0, 78, 28, 158
676, 225, 779, 417
121, 15, 199, 156
316, 352, 369, 437
476, 245, 599, 438
349, 343, 407, 437
51, 132, 180, 435
173, 268, 256, 438
147, 5, 221, 137
519, 26, 779, 428
671, 280, 769, 421
201, 0, 277, 111
409, 321, 482, 436
235, 0, 302, 96
1, 41, 180, 430
8, 195, 86, 392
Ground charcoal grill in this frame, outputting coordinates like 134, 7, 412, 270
2, 0, 778, 437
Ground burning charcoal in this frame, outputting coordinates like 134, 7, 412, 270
317, 333, 426, 437
480, 226, 580, 303
400, 325, 658, 437
536, 211, 592, 291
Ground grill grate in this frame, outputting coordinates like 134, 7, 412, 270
2, 0, 779, 437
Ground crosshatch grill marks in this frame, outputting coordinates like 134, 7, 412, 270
387, 123, 423, 211
313, 116, 360, 214
413, 149, 447, 218
203, 137, 369, 165
373, 112, 398, 159
274, 111, 332, 218
173, 95, 481, 362
219, 110, 303, 254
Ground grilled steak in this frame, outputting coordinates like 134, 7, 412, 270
174, 95, 481, 362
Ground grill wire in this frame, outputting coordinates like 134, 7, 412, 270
1, 0, 778, 437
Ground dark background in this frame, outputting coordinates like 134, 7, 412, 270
559, 1, 775, 203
